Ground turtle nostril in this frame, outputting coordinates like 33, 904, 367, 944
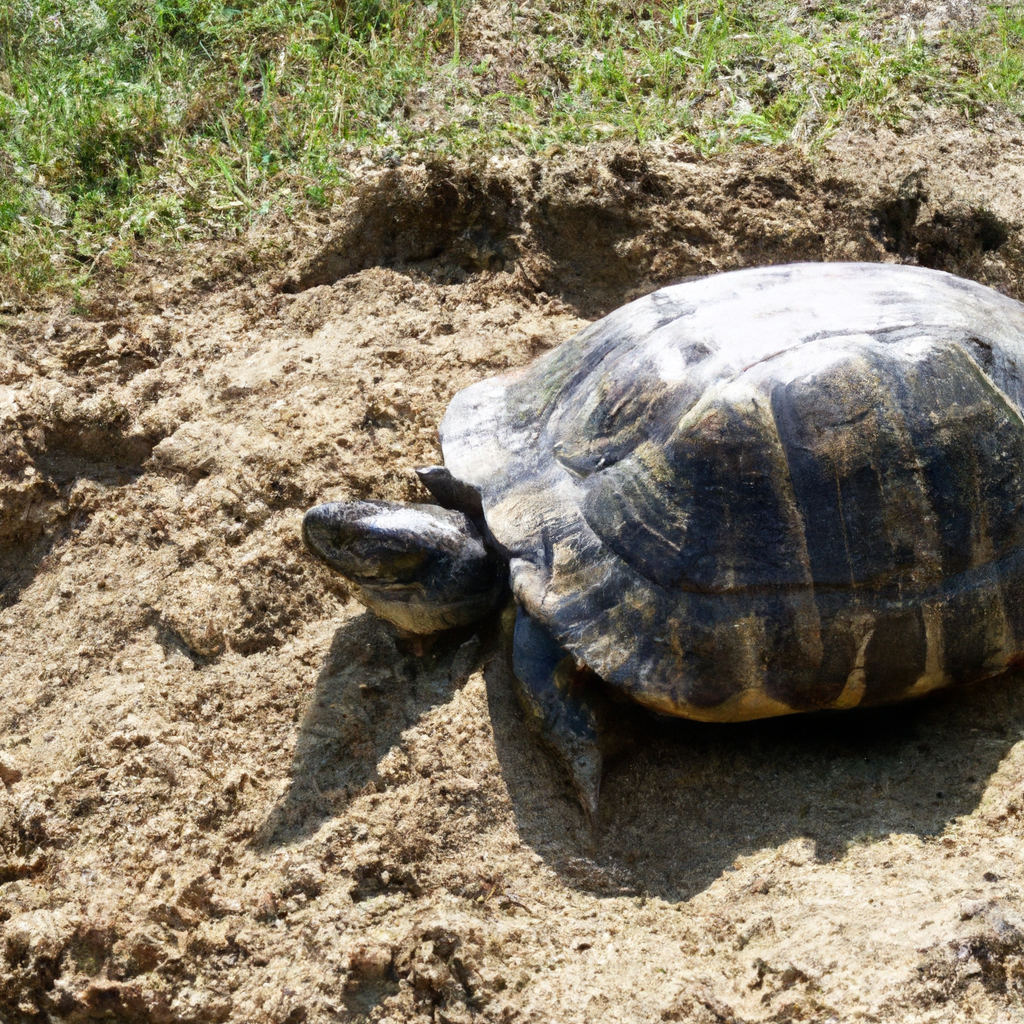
302, 505, 341, 562
301, 515, 319, 556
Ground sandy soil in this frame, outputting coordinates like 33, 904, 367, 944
3, 122, 1024, 1024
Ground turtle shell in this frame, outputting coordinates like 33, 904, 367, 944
439, 263, 1024, 721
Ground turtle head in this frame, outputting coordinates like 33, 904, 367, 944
302, 500, 506, 634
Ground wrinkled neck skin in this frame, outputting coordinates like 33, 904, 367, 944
302, 500, 507, 634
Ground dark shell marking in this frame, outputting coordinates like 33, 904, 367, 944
440, 263, 1024, 722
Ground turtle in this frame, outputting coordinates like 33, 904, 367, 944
302, 261, 1024, 816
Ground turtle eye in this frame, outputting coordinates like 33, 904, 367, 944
303, 508, 431, 582
342, 533, 429, 582
303, 500, 483, 586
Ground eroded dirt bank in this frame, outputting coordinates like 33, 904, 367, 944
2, 126, 1024, 1023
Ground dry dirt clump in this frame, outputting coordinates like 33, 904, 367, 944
2, 125, 1024, 1024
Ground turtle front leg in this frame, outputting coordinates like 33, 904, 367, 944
511, 607, 618, 821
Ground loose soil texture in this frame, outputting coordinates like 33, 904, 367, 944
3, 123, 1024, 1024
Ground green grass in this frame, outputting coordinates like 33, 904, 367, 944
0, 0, 1021, 299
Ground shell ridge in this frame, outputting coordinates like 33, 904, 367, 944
435, 262, 1024, 720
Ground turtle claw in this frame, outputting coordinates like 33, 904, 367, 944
511, 606, 610, 820
567, 748, 602, 825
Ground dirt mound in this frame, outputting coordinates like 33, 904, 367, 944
2, 123, 1024, 1024
282, 133, 1021, 316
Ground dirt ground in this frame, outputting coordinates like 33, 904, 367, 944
3, 117, 1024, 1024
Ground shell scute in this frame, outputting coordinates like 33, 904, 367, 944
440, 263, 1024, 719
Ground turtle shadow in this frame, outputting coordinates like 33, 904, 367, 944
483, 652, 1024, 903
253, 610, 483, 848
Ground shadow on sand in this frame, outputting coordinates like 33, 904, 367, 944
258, 609, 1024, 902
254, 610, 485, 848
483, 651, 1024, 902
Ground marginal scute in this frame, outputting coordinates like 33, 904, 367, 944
439, 263, 1024, 721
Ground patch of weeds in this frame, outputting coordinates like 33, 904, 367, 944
946, 4, 1024, 113
0, 0, 1021, 296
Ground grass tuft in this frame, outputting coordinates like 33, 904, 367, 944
0, 0, 1021, 297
